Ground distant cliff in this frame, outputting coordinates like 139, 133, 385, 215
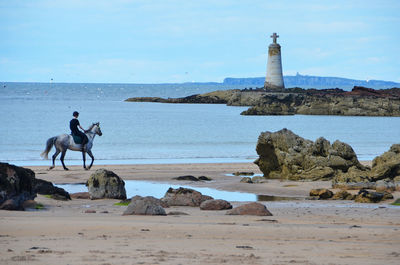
223, 74, 400, 90
126, 86, 400, 117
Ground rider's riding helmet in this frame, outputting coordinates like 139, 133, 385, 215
73, 111, 79, 117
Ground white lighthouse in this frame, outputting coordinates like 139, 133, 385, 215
264, 33, 285, 90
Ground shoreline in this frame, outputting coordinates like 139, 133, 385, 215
1, 162, 399, 265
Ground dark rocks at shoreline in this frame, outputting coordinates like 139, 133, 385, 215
34, 178, 71, 201
86, 169, 127, 200
173, 175, 212, 181
309, 189, 334, 199
125, 86, 400, 117
0, 163, 37, 210
161, 187, 213, 207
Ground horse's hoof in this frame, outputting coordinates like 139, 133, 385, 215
49, 166, 54, 170
64, 168, 69, 171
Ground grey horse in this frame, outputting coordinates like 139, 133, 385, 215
41, 122, 103, 170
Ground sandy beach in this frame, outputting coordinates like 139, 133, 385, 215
1, 162, 399, 265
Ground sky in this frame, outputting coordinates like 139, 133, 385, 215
1, 0, 399, 83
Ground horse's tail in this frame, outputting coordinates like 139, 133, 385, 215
40, 136, 57, 159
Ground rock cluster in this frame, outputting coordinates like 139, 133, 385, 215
254, 129, 365, 181
86, 169, 126, 200
0, 163, 37, 210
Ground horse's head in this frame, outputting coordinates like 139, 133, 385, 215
92, 122, 102, 136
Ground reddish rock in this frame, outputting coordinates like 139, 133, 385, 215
70, 192, 91, 199
226, 202, 273, 216
161, 187, 213, 207
200, 199, 232, 210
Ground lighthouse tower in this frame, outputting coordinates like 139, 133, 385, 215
264, 33, 285, 90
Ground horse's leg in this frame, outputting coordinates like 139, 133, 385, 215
60, 150, 69, 171
82, 151, 87, 170
87, 150, 94, 170
50, 149, 61, 170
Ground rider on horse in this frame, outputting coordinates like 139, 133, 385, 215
70, 111, 88, 151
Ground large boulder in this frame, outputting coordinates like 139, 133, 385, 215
370, 144, 400, 181
0, 163, 37, 210
34, 178, 71, 200
226, 202, 273, 216
254, 129, 365, 181
123, 196, 166, 216
200, 199, 232, 210
86, 169, 126, 200
161, 187, 213, 207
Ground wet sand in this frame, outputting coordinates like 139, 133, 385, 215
0, 162, 399, 264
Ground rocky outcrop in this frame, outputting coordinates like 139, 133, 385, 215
333, 144, 400, 189
126, 86, 400, 117
86, 169, 126, 200
123, 196, 166, 216
34, 178, 71, 200
254, 129, 365, 181
226, 202, 273, 216
0, 163, 37, 210
332, 190, 355, 200
161, 187, 213, 207
200, 199, 232, 210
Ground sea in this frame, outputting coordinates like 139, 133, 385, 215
1, 82, 399, 167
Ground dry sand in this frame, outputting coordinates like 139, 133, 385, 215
1, 162, 399, 265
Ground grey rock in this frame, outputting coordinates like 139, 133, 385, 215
86, 169, 126, 200
123, 196, 166, 216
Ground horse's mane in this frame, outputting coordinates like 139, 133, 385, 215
87, 122, 99, 131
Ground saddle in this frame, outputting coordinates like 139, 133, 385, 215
71, 134, 84, 144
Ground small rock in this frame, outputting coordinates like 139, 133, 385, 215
309, 189, 334, 199
226, 202, 273, 216
70, 192, 91, 199
240, 177, 253, 183
332, 190, 355, 200
173, 175, 199, 181
198, 176, 212, 181
123, 196, 166, 216
233, 172, 254, 176
85, 210, 96, 213
200, 199, 232, 210
355, 189, 385, 203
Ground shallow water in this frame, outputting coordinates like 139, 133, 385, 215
56, 180, 301, 202
56, 180, 399, 209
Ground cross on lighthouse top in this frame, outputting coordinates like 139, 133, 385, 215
270, 32, 279, 44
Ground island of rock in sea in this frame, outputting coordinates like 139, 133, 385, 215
125, 86, 400, 117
